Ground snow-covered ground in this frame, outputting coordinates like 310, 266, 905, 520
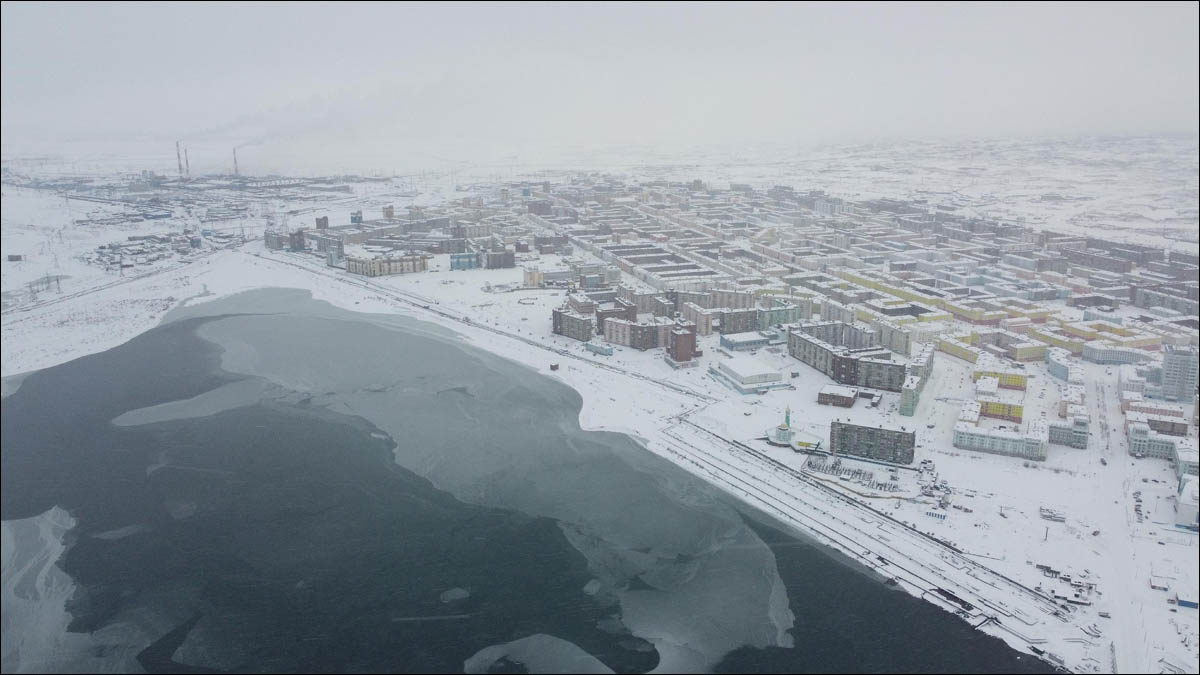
615, 136, 1200, 255
8, 135, 1196, 253
4, 240, 1197, 673
3, 140, 1198, 673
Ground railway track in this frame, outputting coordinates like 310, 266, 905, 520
678, 417, 1063, 615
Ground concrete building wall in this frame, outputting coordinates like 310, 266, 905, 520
712, 289, 756, 310
681, 302, 715, 336
1162, 345, 1199, 402
953, 422, 1048, 461
719, 308, 759, 334
830, 421, 915, 464
346, 254, 429, 276
552, 308, 594, 342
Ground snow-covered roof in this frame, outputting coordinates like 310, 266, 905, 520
722, 331, 771, 344
1181, 476, 1199, 506
819, 384, 859, 399
720, 354, 778, 380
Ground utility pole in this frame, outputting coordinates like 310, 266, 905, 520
233, 148, 239, 177
185, 148, 190, 177
176, 141, 184, 177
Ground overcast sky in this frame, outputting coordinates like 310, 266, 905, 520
2, 2, 1197, 168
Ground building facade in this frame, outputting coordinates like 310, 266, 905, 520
345, 253, 429, 276
1161, 345, 1199, 402
666, 324, 699, 367
450, 252, 479, 270
719, 308, 759, 334
787, 324, 907, 392
829, 421, 916, 464
953, 419, 1048, 461
552, 308, 594, 342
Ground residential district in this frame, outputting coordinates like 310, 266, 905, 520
268, 176, 1196, 475
3, 169, 1198, 674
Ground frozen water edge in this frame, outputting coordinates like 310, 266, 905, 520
1, 506, 81, 674
184, 293, 796, 673
464, 634, 614, 674
0, 245, 1182, 673
110, 378, 276, 427
1, 507, 170, 674
0, 249, 1037, 667
3, 264, 800, 672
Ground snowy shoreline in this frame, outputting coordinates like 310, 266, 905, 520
194, 253, 1068, 668
0, 246, 1177, 673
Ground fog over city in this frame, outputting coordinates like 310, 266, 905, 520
3, 2, 1198, 172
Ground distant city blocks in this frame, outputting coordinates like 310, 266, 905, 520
263, 178, 1198, 475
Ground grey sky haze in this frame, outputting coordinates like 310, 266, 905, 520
2, 1, 1197, 168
